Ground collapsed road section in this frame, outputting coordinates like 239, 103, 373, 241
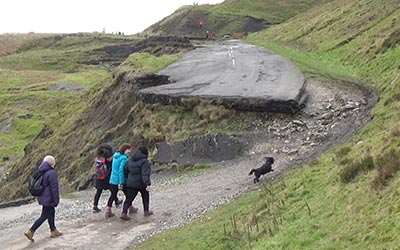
139, 40, 307, 113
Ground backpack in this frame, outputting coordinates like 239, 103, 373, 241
28, 170, 48, 196
94, 156, 108, 180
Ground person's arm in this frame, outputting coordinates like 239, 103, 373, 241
124, 162, 129, 178
141, 160, 151, 187
119, 158, 128, 184
48, 171, 60, 207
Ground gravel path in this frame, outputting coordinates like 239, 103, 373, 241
0, 79, 376, 250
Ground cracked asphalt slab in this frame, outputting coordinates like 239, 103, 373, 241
139, 40, 306, 112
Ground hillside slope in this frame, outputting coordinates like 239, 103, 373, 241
137, 0, 400, 249
0, 34, 198, 200
144, 0, 334, 37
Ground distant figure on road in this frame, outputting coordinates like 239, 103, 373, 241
24, 155, 62, 242
92, 143, 122, 213
206, 30, 209, 39
199, 20, 204, 28
122, 145, 153, 220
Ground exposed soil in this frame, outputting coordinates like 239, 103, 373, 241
0, 78, 376, 250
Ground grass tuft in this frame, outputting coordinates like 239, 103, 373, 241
372, 149, 400, 188
340, 156, 375, 183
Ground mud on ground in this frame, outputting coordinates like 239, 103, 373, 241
0, 79, 376, 250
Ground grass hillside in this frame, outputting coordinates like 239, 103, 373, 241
0, 33, 261, 201
0, 33, 130, 174
136, 0, 400, 249
144, 0, 334, 38
210, 0, 334, 23
0, 32, 152, 198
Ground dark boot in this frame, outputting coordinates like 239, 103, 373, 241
128, 206, 138, 214
120, 213, 131, 220
92, 206, 101, 213
144, 210, 153, 216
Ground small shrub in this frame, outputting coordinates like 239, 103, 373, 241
193, 101, 230, 124
372, 149, 400, 188
340, 156, 375, 183
338, 157, 351, 166
180, 97, 201, 110
334, 145, 352, 160
193, 163, 210, 170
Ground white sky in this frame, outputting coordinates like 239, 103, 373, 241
0, 0, 224, 35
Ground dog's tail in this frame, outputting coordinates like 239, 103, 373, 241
249, 169, 255, 175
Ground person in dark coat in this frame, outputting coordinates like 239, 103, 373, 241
120, 145, 153, 220
92, 143, 122, 213
24, 155, 62, 242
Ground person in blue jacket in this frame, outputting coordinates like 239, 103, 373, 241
24, 155, 62, 242
105, 143, 137, 218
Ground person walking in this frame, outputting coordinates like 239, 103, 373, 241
92, 143, 122, 213
24, 155, 62, 242
105, 143, 137, 218
121, 145, 153, 220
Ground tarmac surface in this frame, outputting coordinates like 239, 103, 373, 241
139, 40, 307, 113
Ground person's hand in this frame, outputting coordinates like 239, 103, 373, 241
118, 184, 123, 190
146, 185, 150, 192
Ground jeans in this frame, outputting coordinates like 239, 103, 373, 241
31, 206, 56, 232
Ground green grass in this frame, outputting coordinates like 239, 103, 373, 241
136, 0, 400, 249
120, 52, 182, 74
146, 0, 335, 38
130, 99, 255, 144
0, 33, 265, 200
245, 40, 357, 82
137, 154, 400, 250
1, 1, 400, 247
0, 34, 114, 173
206, 0, 334, 23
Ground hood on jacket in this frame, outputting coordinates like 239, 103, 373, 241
131, 149, 147, 161
113, 152, 125, 160
38, 161, 54, 172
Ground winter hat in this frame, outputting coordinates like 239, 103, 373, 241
138, 145, 148, 156
43, 155, 56, 167
96, 143, 113, 158
103, 147, 113, 158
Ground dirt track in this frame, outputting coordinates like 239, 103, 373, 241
0, 77, 376, 249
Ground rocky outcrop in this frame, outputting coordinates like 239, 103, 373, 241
86, 36, 193, 66
153, 133, 242, 165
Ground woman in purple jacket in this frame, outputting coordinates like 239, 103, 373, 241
24, 155, 62, 242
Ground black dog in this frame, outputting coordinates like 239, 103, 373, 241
249, 157, 274, 183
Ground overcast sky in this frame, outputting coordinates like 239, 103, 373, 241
1, 0, 224, 35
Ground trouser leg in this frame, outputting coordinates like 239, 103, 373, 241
122, 187, 138, 214
107, 185, 118, 207
139, 188, 150, 211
